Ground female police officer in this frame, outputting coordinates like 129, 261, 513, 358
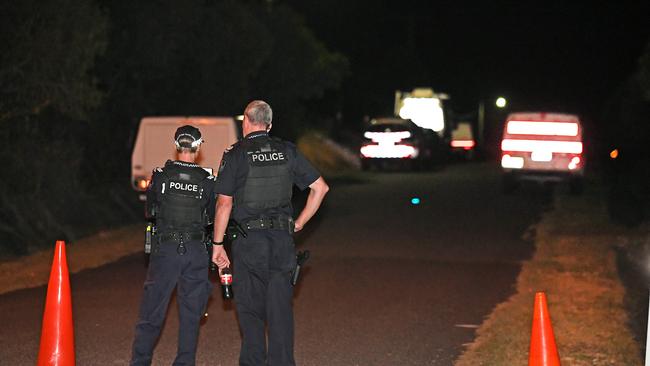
212, 100, 329, 366
130, 125, 229, 366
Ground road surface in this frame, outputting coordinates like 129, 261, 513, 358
0, 162, 551, 365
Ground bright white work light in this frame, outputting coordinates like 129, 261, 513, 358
398, 97, 445, 132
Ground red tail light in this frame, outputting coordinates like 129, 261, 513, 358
451, 140, 475, 149
134, 178, 151, 191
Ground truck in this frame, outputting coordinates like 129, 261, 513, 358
131, 116, 239, 200
392, 87, 451, 166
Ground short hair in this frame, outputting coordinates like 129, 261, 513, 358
245, 100, 273, 127
175, 136, 199, 153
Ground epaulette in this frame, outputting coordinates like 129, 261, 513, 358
224, 141, 240, 154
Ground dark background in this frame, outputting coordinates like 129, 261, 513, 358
1, 0, 649, 255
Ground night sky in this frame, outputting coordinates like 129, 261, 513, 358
289, 0, 649, 122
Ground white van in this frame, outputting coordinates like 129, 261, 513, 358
131, 116, 239, 200
500, 112, 584, 193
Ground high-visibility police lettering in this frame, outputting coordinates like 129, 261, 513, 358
170, 181, 198, 192
252, 152, 285, 162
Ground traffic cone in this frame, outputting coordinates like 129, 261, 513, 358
37, 240, 75, 366
529, 292, 560, 366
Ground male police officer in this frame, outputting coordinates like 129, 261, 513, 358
212, 100, 329, 366
130, 125, 230, 366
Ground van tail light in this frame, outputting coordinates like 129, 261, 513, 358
134, 177, 151, 191
568, 156, 582, 170
501, 154, 524, 169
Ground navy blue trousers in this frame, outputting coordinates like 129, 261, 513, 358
233, 229, 297, 366
130, 240, 212, 366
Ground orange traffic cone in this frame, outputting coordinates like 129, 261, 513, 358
529, 292, 560, 366
37, 240, 75, 366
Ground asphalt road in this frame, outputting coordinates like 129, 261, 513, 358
0, 162, 551, 365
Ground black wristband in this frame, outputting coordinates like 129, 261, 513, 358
212, 241, 223, 246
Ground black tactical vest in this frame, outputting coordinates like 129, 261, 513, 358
156, 161, 210, 233
235, 137, 292, 210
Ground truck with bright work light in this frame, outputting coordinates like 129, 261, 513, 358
500, 112, 584, 194
131, 116, 239, 201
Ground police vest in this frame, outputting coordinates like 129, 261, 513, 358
236, 138, 292, 210
157, 161, 211, 232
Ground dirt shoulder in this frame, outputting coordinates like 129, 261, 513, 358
455, 181, 647, 365
0, 224, 142, 295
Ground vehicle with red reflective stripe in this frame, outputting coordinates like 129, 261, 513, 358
500, 112, 584, 193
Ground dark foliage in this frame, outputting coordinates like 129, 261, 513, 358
0, 0, 348, 255
603, 41, 650, 226
0, 0, 107, 122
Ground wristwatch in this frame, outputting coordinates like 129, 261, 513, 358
212, 240, 223, 246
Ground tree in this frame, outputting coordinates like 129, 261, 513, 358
251, 3, 349, 138
638, 41, 650, 102
95, 0, 348, 147
0, 0, 107, 122
0, 0, 109, 254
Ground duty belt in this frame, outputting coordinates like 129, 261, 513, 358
157, 232, 205, 244
244, 216, 293, 231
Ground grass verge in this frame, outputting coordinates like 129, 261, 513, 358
0, 224, 142, 295
296, 132, 359, 175
455, 180, 645, 365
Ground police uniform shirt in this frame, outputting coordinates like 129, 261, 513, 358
215, 131, 320, 223
146, 160, 217, 231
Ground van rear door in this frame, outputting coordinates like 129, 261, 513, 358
131, 116, 238, 198
500, 112, 584, 173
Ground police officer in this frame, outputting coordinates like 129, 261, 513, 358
130, 125, 230, 366
212, 100, 329, 366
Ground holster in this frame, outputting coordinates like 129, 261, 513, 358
226, 219, 248, 240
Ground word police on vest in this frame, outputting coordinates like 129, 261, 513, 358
252, 152, 285, 162
170, 181, 199, 192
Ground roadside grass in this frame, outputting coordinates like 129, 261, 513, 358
455, 179, 645, 365
296, 132, 360, 176
0, 224, 142, 295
